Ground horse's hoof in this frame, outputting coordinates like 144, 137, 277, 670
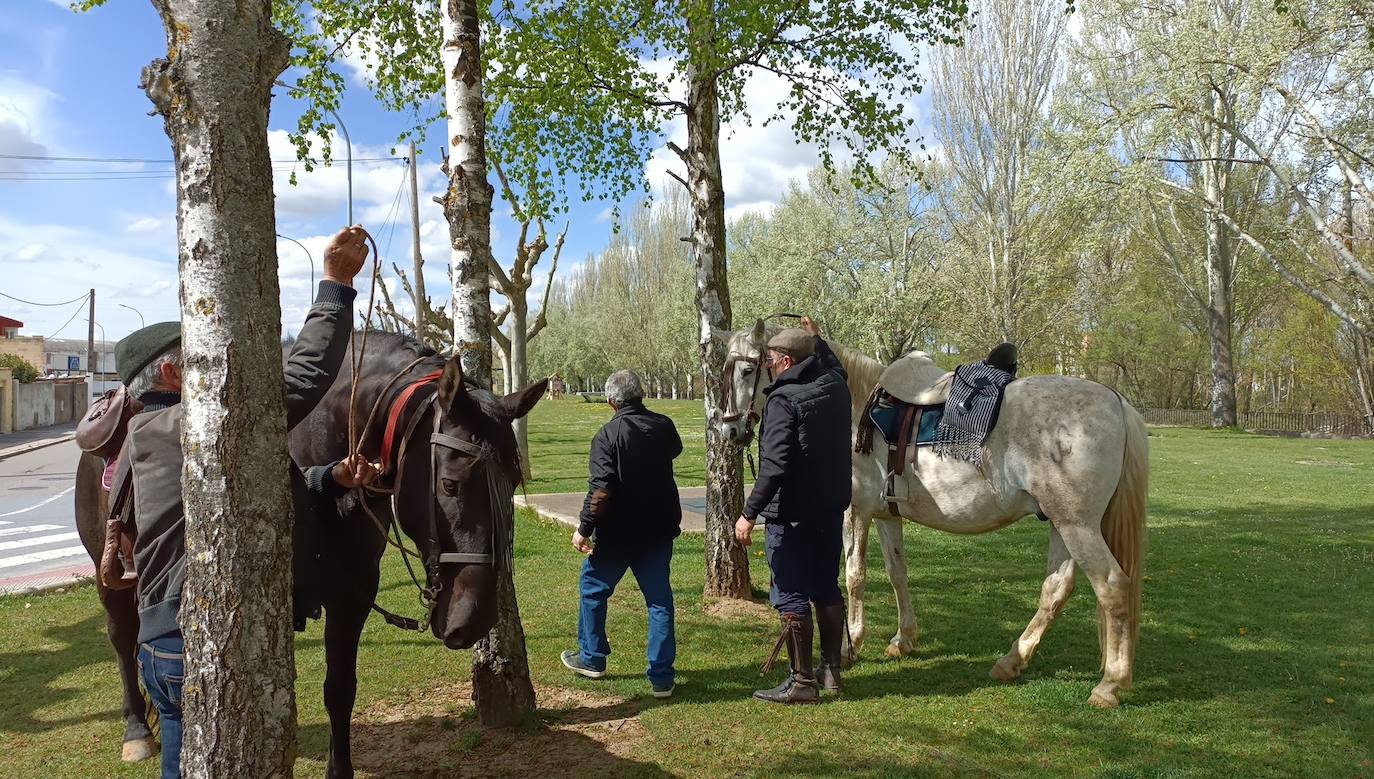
1088, 684, 1120, 709
121, 737, 159, 762
990, 654, 1022, 682
883, 642, 907, 659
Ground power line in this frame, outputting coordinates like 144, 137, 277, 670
0, 290, 91, 307
0, 153, 406, 164
45, 298, 89, 338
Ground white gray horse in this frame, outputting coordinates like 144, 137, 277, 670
715, 320, 1148, 708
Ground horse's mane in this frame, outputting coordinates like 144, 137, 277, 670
826, 341, 886, 419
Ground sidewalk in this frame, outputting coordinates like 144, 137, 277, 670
0, 422, 79, 461
518, 485, 753, 535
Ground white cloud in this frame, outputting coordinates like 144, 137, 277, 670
0, 215, 179, 339
126, 216, 170, 234
0, 72, 59, 169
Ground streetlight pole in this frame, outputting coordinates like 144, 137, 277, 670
119, 303, 145, 329
330, 105, 353, 225
273, 80, 352, 225
277, 234, 316, 290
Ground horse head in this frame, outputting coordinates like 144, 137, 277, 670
713, 318, 776, 448
393, 355, 545, 650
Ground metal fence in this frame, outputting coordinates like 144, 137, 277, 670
1142, 407, 1371, 437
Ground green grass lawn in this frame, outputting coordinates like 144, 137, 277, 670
2, 398, 1371, 777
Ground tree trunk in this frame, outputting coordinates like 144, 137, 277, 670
441, 0, 536, 728
510, 305, 532, 480
686, 3, 751, 600
1202, 164, 1238, 428
141, 1, 294, 775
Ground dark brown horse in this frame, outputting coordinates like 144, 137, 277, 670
75, 333, 545, 776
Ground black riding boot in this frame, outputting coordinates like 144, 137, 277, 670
753, 612, 818, 704
815, 602, 845, 694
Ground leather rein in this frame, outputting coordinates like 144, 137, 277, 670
343, 235, 507, 633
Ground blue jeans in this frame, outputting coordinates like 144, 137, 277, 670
577, 539, 676, 687
138, 633, 184, 779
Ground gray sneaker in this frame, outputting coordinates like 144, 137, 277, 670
651, 680, 675, 699
560, 650, 606, 679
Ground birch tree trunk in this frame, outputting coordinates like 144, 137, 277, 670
685, 1, 751, 600
441, 0, 537, 727
141, 1, 294, 775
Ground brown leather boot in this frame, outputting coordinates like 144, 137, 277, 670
815, 602, 845, 694
753, 612, 818, 704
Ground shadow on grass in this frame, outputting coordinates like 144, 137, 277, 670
296, 708, 673, 778
840, 500, 1373, 715
0, 611, 121, 734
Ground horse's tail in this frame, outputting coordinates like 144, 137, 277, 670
1100, 397, 1148, 684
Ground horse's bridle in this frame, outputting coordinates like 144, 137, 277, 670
359, 367, 512, 632
719, 348, 767, 425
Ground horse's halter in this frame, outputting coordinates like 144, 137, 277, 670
360, 365, 514, 632
719, 345, 767, 425
718, 313, 803, 426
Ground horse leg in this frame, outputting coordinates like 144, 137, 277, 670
841, 507, 871, 665
874, 516, 918, 658
100, 584, 158, 762
323, 594, 373, 779
1054, 523, 1134, 708
992, 527, 1074, 682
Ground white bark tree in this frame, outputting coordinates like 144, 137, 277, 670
138, 0, 295, 774
439, 0, 536, 727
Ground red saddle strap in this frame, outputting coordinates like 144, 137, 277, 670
379, 369, 444, 475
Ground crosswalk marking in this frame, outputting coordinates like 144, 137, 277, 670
0, 531, 80, 552
0, 487, 75, 518
0, 524, 62, 537
0, 546, 88, 569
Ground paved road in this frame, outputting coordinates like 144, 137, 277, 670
0, 440, 92, 592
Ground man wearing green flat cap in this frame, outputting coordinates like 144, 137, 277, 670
111, 225, 380, 779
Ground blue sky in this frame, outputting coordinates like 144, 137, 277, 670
1, 0, 938, 343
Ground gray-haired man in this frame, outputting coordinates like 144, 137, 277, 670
561, 370, 683, 697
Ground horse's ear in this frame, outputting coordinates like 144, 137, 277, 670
750, 318, 766, 343
500, 378, 548, 422
435, 355, 468, 418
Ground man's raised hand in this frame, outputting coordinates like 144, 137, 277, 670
323, 225, 371, 287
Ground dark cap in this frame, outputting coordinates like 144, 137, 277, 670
767, 328, 815, 360
116, 321, 181, 385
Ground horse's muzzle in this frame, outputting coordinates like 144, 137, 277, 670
434, 563, 498, 649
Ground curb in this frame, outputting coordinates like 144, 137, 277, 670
0, 433, 76, 462
0, 566, 94, 598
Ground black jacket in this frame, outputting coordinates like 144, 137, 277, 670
578, 401, 683, 551
125, 280, 356, 643
743, 337, 852, 524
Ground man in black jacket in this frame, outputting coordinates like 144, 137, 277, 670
561, 369, 683, 698
115, 225, 380, 779
735, 317, 852, 703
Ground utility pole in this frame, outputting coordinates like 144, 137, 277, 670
408, 140, 426, 342
87, 288, 96, 382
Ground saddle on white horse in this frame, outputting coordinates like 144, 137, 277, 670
856, 348, 1018, 517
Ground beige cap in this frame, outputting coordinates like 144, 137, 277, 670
767, 328, 815, 359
